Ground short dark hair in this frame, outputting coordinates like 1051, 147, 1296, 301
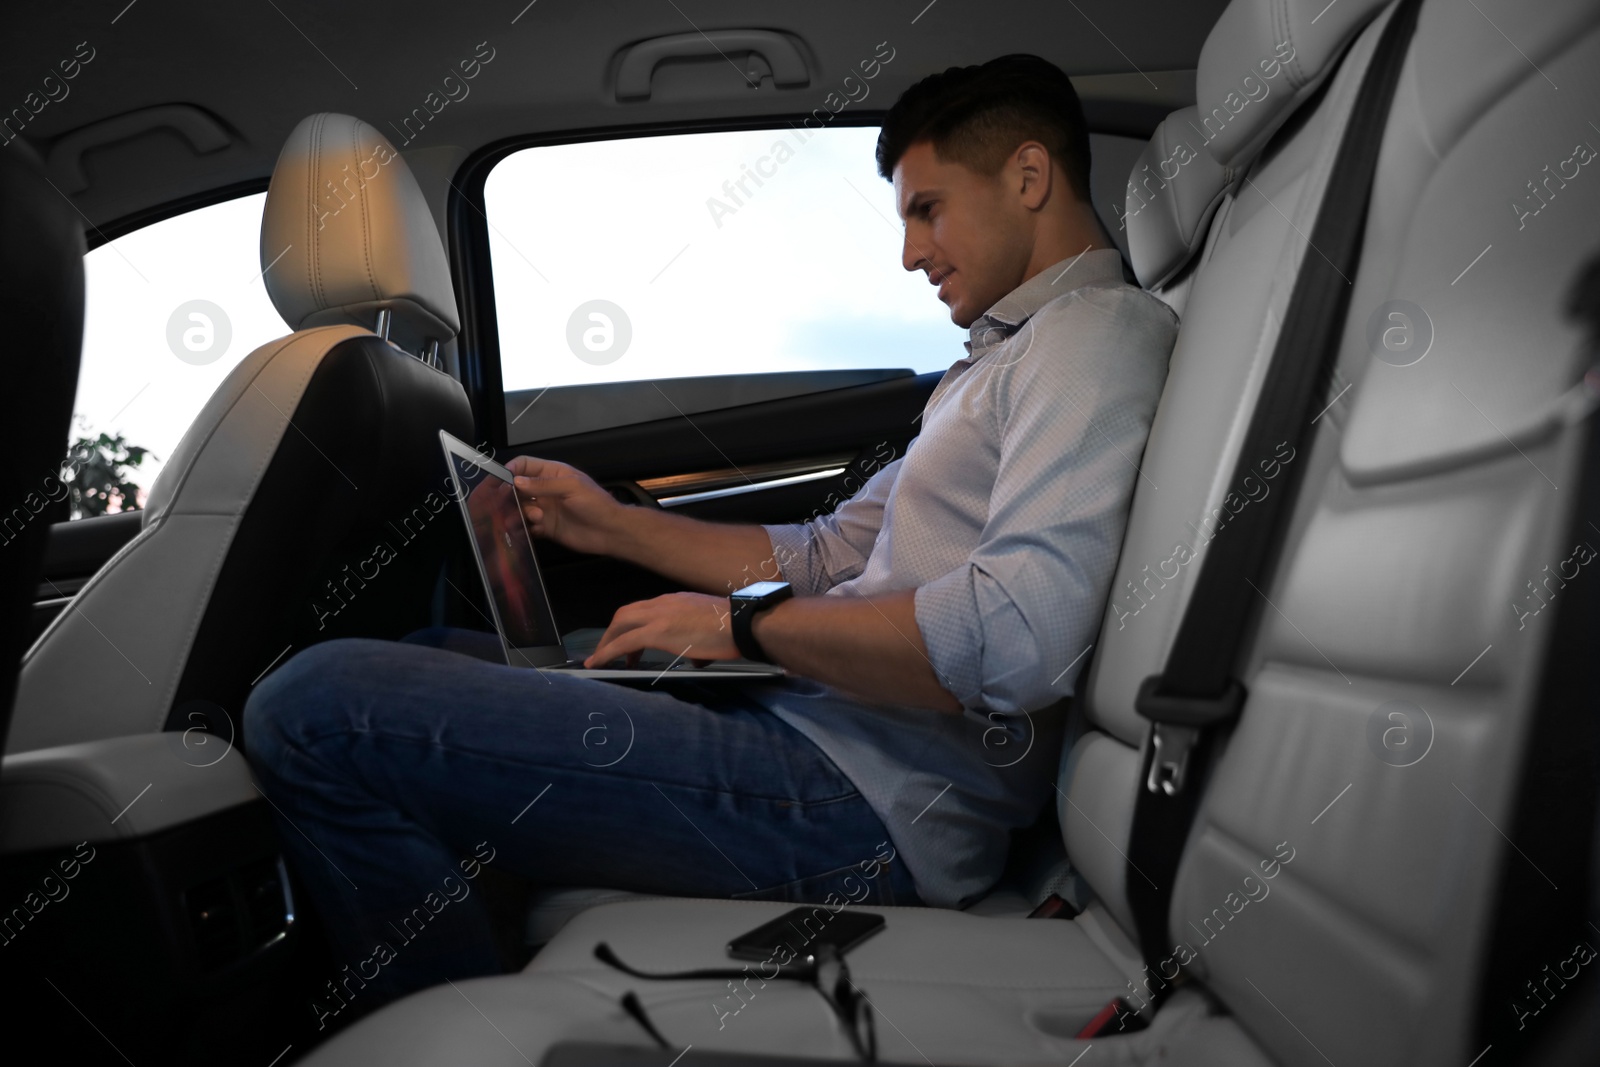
875, 54, 1093, 199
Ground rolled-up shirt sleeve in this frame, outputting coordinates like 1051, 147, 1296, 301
761, 457, 904, 596
913, 290, 1173, 714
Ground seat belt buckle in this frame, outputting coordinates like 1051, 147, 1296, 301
1075, 996, 1150, 1037
1133, 673, 1247, 795
1146, 721, 1201, 796
1026, 892, 1081, 920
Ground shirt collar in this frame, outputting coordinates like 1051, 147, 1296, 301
963, 247, 1129, 359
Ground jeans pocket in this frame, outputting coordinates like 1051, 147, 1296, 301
730, 851, 921, 909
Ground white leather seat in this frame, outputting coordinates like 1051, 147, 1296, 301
7, 113, 472, 758
522, 815, 1089, 946
294, 0, 1600, 1062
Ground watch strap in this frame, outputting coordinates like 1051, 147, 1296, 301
729, 583, 791, 664
730, 599, 769, 663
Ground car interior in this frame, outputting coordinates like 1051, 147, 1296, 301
2, 0, 1598, 1064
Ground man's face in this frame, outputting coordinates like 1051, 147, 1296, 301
893, 140, 1032, 329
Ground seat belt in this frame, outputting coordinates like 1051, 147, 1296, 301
1124, 0, 1426, 977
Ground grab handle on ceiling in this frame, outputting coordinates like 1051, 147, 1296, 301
48, 104, 231, 192
615, 30, 810, 100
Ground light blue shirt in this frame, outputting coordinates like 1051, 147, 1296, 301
751, 249, 1178, 908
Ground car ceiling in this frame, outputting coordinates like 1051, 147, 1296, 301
1, 0, 1224, 240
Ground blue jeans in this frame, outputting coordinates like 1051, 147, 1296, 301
243, 628, 921, 1021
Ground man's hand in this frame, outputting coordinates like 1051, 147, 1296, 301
584, 592, 740, 669
507, 456, 625, 557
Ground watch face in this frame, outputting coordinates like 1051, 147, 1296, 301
736, 581, 788, 598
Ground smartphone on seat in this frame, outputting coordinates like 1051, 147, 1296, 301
726, 907, 886, 962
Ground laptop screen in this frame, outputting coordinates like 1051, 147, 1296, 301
446, 448, 564, 650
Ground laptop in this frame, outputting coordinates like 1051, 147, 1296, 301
439, 431, 787, 682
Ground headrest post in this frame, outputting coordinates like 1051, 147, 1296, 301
423, 339, 441, 369
374, 308, 392, 341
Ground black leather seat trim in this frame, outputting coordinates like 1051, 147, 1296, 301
165, 334, 472, 743
0, 146, 84, 749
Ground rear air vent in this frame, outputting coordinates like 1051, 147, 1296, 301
181, 856, 294, 972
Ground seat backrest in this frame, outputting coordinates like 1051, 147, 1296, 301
8, 114, 473, 754
1055, 0, 1396, 940
1163, 0, 1600, 1062
0, 142, 84, 755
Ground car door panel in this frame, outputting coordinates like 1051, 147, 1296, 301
31, 511, 142, 642
476, 369, 939, 630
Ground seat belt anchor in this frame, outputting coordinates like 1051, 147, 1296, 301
1146, 722, 1201, 796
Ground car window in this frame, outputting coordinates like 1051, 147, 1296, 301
483, 127, 966, 441
68, 191, 287, 517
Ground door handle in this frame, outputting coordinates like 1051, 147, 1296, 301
615, 30, 810, 100
604, 481, 664, 509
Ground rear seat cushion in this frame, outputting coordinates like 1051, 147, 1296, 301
522, 792, 1095, 945
523, 897, 1149, 1063
301, 948, 1271, 1067
525, 887, 666, 948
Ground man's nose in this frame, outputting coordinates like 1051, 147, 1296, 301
902, 229, 924, 273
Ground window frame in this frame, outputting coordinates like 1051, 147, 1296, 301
70, 183, 281, 521
447, 112, 894, 450
83, 177, 269, 252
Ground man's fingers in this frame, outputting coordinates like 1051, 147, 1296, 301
513, 474, 568, 496
589, 632, 642, 668
586, 609, 649, 667
506, 455, 556, 477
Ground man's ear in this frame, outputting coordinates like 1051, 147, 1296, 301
1013, 141, 1054, 211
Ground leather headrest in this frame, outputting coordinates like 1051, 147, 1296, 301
261, 113, 459, 346
1124, 107, 1235, 289
1194, 0, 1392, 170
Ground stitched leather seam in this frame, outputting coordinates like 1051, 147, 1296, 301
355, 120, 378, 303
307, 114, 321, 313
319, 113, 333, 311
1277, 0, 1294, 90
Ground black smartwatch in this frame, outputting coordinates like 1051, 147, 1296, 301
728, 580, 793, 664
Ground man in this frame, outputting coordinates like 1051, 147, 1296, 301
244, 53, 1178, 1022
